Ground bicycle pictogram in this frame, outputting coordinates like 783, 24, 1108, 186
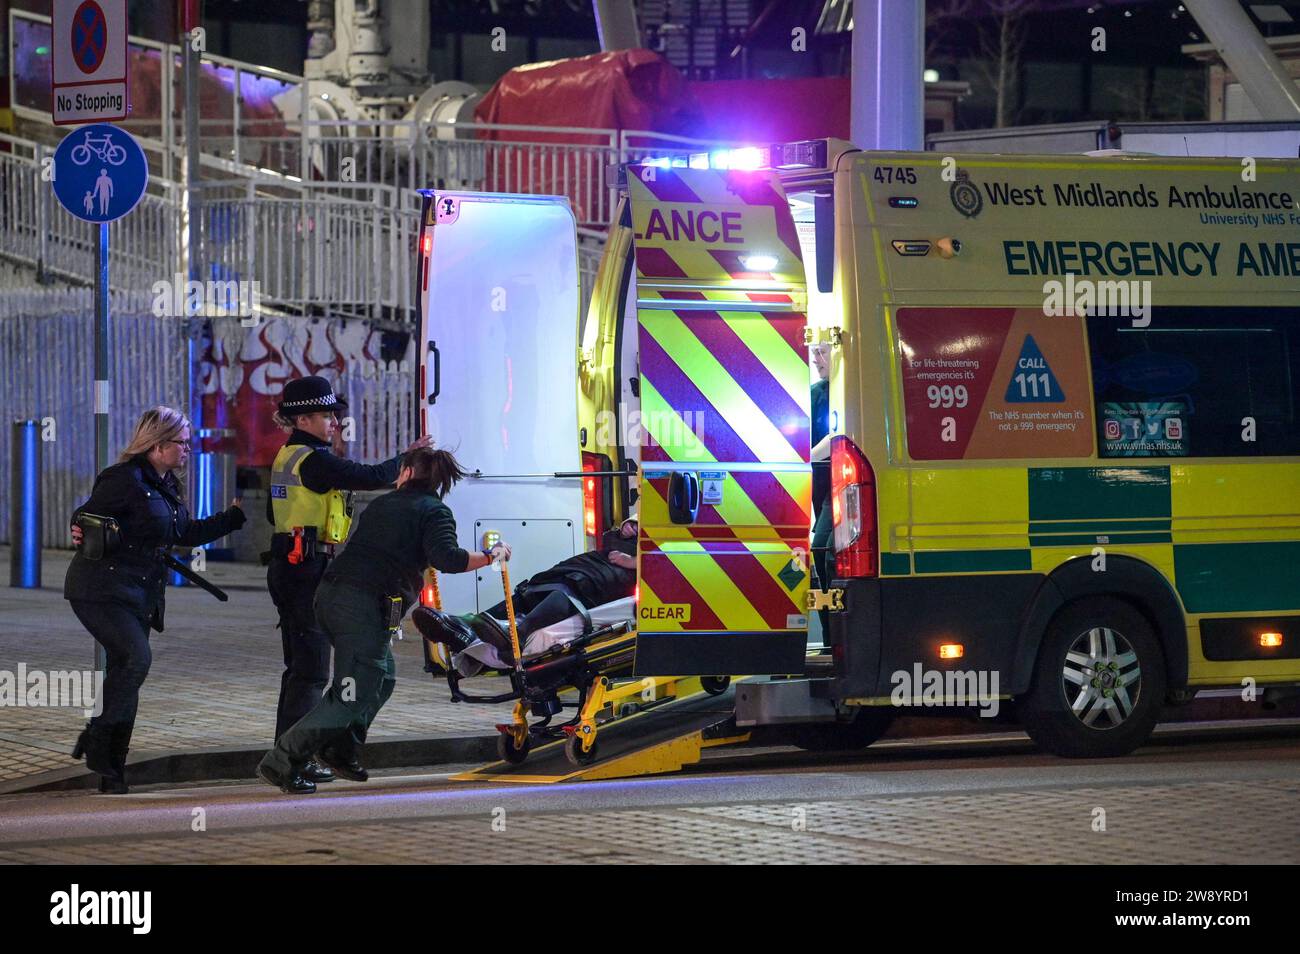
70, 130, 127, 166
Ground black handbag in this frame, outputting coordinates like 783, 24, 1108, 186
76, 512, 121, 561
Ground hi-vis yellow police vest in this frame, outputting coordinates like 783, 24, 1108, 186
269, 444, 352, 544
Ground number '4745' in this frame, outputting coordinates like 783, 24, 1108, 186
874, 166, 917, 185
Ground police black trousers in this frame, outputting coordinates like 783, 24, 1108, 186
260, 582, 396, 777
69, 599, 152, 740
267, 554, 332, 740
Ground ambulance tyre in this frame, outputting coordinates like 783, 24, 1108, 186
497, 731, 531, 764
789, 707, 894, 752
1020, 597, 1166, 759
564, 734, 598, 766
701, 676, 730, 696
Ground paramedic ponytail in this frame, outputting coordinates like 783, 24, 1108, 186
401, 447, 468, 499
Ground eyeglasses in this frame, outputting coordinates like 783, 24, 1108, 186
168, 439, 193, 450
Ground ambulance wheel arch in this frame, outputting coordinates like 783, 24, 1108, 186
1010, 554, 1190, 698
1019, 595, 1168, 757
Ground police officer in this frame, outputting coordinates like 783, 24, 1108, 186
266, 375, 429, 788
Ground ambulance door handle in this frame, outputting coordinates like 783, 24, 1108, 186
668, 471, 700, 525
426, 341, 441, 404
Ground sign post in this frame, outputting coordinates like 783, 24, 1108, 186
51, 124, 147, 672
51, 0, 129, 125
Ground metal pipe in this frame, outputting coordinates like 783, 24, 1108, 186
1184, 0, 1300, 120
10, 420, 42, 589
850, 0, 925, 150
593, 0, 640, 52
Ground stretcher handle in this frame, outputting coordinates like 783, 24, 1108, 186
500, 561, 524, 672
424, 568, 442, 610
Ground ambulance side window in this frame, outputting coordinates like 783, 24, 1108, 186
1087, 307, 1300, 458
814, 194, 834, 293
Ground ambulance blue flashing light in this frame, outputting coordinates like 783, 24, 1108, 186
633, 141, 827, 174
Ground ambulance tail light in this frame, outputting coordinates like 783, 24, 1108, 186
831, 436, 877, 578
582, 452, 611, 545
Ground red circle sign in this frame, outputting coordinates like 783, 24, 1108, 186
71, 1, 108, 76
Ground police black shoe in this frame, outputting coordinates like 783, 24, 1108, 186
256, 763, 316, 795
317, 748, 368, 782
301, 759, 335, 783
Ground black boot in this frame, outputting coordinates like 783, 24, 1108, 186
98, 724, 131, 794
71, 722, 92, 760
76, 722, 117, 778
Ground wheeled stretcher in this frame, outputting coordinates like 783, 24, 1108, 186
415, 567, 705, 767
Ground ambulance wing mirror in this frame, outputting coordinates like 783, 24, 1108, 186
668, 471, 700, 525
814, 194, 834, 293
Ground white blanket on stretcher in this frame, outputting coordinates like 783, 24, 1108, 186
451, 597, 636, 677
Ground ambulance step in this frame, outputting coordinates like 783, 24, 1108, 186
450, 688, 744, 784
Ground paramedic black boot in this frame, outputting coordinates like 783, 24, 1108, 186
317, 746, 368, 782
256, 762, 316, 795
301, 759, 335, 783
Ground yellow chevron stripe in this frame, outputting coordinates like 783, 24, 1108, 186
719, 311, 810, 411
658, 540, 768, 631
639, 376, 716, 462
641, 308, 804, 464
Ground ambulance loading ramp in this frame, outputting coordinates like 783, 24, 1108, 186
450, 685, 747, 784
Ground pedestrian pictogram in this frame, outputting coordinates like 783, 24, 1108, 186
71, 1, 109, 74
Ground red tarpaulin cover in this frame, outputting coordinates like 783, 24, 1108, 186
474, 49, 702, 140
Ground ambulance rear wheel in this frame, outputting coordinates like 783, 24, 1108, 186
564, 733, 598, 766
1020, 597, 1165, 758
701, 676, 730, 696
789, 707, 894, 752
497, 731, 531, 764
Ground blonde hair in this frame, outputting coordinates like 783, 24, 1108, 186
119, 406, 191, 463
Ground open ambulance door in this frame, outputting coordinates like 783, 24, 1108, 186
416, 191, 583, 614
626, 165, 813, 677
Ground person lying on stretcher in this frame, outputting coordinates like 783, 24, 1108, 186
414, 517, 638, 667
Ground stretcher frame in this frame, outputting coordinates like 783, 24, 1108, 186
419, 567, 689, 767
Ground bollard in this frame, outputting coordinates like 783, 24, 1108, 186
10, 419, 42, 588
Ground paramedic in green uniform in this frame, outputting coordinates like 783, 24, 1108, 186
257, 446, 509, 793
266, 375, 430, 790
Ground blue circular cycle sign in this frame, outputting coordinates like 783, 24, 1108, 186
52, 123, 148, 223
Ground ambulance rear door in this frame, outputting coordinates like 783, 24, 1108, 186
416, 191, 583, 613
626, 164, 813, 676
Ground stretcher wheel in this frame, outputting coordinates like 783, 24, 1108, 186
700, 676, 730, 696
564, 733, 598, 767
497, 731, 531, 764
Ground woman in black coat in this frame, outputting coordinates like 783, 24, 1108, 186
65, 406, 246, 793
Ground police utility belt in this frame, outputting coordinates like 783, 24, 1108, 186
267, 527, 336, 563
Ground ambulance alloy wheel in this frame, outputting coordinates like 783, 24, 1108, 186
700, 676, 730, 696
1020, 597, 1166, 758
788, 707, 895, 752
497, 731, 531, 765
564, 733, 598, 766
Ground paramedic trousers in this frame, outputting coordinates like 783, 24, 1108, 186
268, 553, 332, 740
811, 500, 832, 640
260, 582, 396, 777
